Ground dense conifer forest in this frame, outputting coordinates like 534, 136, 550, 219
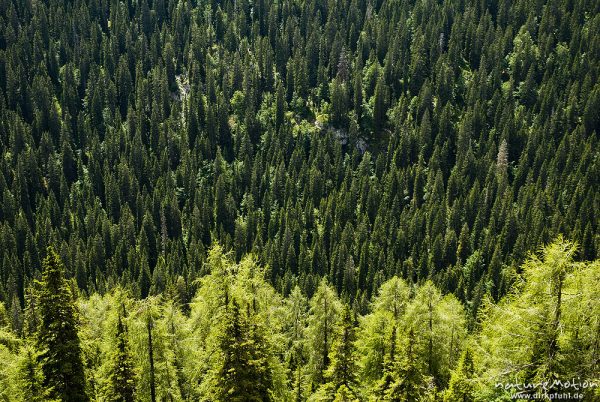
0, 0, 598, 399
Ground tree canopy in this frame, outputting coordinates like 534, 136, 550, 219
0, 0, 598, 399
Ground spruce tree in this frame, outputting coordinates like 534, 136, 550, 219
374, 326, 398, 398
215, 301, 274, 401
325, 307, 359, 394
36, 246, 88, 402
106, 309, 136, 402
384, 329, 429, 402
314, 307, 360, 400
443, 348, 475, 402
17, 346, 50, 402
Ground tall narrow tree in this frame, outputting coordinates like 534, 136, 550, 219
106, 308, 136, 402
316, 307, 360, 400
215, 300, 274, 401
443, 348, 475, 402
17, 346, 48, 402
36, 246, 88, 401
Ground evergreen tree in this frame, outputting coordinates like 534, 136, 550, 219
373, 326, 398, 399
443, 348, 475, 402
319, 307, 360, 399
382, 329, 429, 402
106, 309, 136, 402
307, 279, 343, 388
215, 301, 274, 401
36, 247, 88, 402
17, 346, 51, 402
372, 76, 388, 135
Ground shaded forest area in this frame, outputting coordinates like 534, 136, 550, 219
0, 0, 599, 399
0, 0, 599, 313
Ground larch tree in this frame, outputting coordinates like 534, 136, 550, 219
403, 281, 467, 388
475, 238, 599, 400
306, 279, 343, 389
356, 276, 410, 387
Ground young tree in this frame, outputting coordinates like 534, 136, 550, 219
146, 314, 156, 402
381, 328, 430, 402
17, 345, 51, 402
283, 286, 310, 400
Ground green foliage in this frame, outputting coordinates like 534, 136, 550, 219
106, 311, 137, 402
0, 0, 598, 398
307, 279, 343, 388
314, 307, 360, 401
357, 277, 467, 398
443, 348, 476, 402
403, 282, 467, 387
0, 241, 596, 400
0, 342, 19, 401
213, 301, 274, 401
17, 345, 54, 402
379, 329, 432, 402
474, 238, 600, 400
0, 0, 596, 323
36, 247, 88, 402
356, 277, 410, 385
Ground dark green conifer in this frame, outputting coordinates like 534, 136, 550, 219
443, 348, 475, 402
323, 307, 360, 398
215, 301, 274, 401
384, 329, 428, 402
36, 246, 88, 402
106, 308, 136, 402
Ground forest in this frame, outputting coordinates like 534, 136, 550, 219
0, 0, 598, 399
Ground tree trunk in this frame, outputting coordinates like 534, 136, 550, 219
147, 315, 156, 402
